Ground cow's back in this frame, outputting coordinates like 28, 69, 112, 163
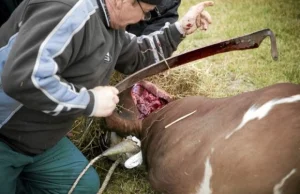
141, 83, 300, 194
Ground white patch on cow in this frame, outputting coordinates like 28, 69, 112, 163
184, 171, 190, 176
196, 157, 213, 194
273, 168, 297, 194
225, 95, 300, 139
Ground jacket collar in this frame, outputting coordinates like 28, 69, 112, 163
96, 0, 110, 27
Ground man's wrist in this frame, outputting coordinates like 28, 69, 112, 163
175, 21, 186, 36
84, 90, 96, 117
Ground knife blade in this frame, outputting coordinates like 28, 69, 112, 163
115, 29, 278, 93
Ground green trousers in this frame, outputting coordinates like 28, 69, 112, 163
0, 137, 100, 194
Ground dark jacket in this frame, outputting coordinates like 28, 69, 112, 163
0, 0, 183, 155
127, 0, 181, 36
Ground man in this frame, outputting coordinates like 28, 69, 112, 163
0, 0, 213, 193
127, 0, 181, 36
0, 0, 180, 35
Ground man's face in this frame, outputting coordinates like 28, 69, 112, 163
108, 0, 156, 29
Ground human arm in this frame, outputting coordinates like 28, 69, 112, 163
115, 22, 183, 74
1, 1, 118, 118
116, 1, 214, 74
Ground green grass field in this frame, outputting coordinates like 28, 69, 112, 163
76, 0, 300, 193
176, 0, 300, 96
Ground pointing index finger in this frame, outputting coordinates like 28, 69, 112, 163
202, 1, 214, 7
195, 1, 214, 13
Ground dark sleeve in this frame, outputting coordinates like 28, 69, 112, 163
126, 0, 181, 36
1, 1, 95, 117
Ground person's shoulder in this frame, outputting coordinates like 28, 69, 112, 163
156, 0, 180, 13
158, 0, 180, 8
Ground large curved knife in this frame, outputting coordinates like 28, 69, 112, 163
116, 28, 278, 93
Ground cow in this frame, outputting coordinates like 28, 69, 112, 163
105, 80, 300, 194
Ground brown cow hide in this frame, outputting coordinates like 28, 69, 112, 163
107, 82, 300, 194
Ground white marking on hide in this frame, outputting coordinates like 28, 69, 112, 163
165, 110, 197, 128
225, 95, 300, 139
196, 157, 213, 194
184, 171, 190, 176
273, 169, 297, 194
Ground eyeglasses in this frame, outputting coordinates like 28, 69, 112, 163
137, 0, 152, 21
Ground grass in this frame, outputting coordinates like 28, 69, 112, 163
72, 0, 300, 193
176, 0, 300, 96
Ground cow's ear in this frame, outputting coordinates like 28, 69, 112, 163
104, 110, 142, 137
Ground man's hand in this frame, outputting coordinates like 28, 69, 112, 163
90, 86, 119, 117
177, 1, 214, 35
